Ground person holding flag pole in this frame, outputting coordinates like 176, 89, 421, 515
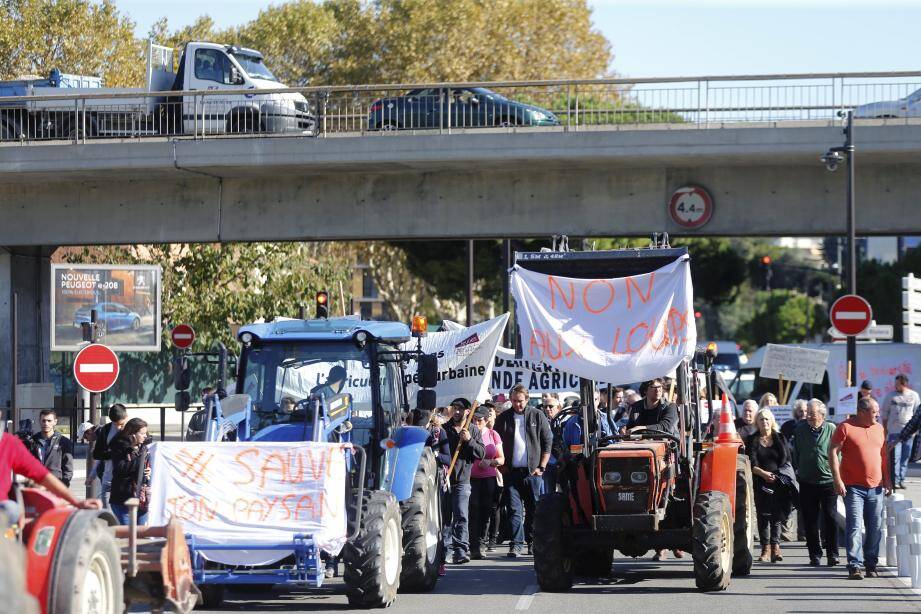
441, 397, 485, 565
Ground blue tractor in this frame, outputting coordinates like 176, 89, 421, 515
188, 309, 443, 608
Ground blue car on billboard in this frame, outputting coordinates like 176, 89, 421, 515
73, 302, 142, 333
368, 87, 559, 131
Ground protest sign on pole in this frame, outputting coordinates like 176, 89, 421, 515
148, 441, 349, 566
759, 344, 830, 385
510, 255, 696, 384
403, 313, 508, 405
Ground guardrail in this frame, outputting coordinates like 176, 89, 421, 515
2, 71, 921, 144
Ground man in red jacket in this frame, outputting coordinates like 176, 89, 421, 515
1, 425, 100, 524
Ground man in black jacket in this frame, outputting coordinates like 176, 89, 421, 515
625, 378, 679, 436
92, 403, 129, 507
494, 384, 552, 557
31, 410, 73, 487
442, 397, 485, 564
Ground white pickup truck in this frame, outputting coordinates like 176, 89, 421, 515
0, 40, 314, 140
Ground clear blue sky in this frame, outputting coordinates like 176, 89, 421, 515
119, 0, 919, 78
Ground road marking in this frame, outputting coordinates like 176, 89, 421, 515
515, 584, 538, 611
79, 363, 114, 373
836, 311, 868, 319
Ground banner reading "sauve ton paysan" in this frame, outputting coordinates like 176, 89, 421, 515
147, 441, 349, 566
510, 255, 696, 384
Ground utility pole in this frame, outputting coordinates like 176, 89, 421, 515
845, 111, 857, 383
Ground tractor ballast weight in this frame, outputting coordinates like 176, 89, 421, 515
179, 315, 442, 609
519, 245, 754, 592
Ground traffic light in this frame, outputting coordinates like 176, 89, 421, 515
316, 291, 329, 319
173, 355, 191, 391
760, 255, 773, 291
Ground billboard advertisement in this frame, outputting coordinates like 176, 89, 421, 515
51, 264, 162, 352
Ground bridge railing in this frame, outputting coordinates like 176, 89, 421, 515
2, 71, 921, 144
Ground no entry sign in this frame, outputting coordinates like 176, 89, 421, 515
830, 294, 873, 337
171, 324, 196, 349
73, 343, 120, 393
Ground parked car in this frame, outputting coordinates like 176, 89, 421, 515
73, 301, 142, 333
854, 87, 921, 119
368, 87, 559, 131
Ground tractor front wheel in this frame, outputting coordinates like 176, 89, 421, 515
532, 493, 574, 592
48, 510, 123, 614
344, 490, 403, 607
399, 449, 443, 592
692, 491, 734, 591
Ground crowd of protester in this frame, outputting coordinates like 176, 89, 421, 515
3, 368, 919, 587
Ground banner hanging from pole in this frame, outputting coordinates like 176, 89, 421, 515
510, 256, 696, 384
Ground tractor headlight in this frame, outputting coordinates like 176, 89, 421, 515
630, 471, 648, 484
240, 332, 253, 344
602, 471, 622, 485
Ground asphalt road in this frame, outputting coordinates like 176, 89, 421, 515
202, 539, 921, 614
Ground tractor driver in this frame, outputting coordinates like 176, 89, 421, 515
1, 413, 101, 526
311, 365, 348, 399
622, 377, 679, 436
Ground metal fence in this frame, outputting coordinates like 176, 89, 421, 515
2, 71, 921, 144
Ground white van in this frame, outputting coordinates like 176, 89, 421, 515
729, 342, 921, 417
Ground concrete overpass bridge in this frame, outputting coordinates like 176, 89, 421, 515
3, 71, 921, 406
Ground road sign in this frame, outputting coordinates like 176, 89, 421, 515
667, 185, 713, 229
828, 323, 893, 342
830, 294, 873, 337
171, 324, 196, 349
73, 343, 120, 393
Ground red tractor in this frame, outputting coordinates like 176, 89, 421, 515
1, 486, 198, 613
517, 245, 755, 591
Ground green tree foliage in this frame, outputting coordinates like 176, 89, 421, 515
735, 290, 826, 349
0, 0, 143, 85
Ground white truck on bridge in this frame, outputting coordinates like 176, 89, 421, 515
0, 41, 313, 140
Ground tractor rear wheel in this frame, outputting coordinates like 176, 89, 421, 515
733, 455, 755, 576
692, 490, 734, 591
48, 510, 123, 614
344, 490, 403, 607
574, 546, 614, 577
399, 449, 443, 592
533, 493, 574, 592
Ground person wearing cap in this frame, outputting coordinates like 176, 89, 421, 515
469, 405, 504, 559
859, 380, 874, 400
881, 374, 921, 489
494, 384, 552, 557
441, 397, 485, 564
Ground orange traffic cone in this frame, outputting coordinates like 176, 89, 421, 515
715, 393, 741, 443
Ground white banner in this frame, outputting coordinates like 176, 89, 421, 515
148, 441, 348, 566
404, 314, 508, 405
490, 347, 581, 394
510, 256, 696, 384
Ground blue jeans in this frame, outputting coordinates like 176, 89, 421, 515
442, 482, 472, 558
110, 503, 148, 526
506, 469, 543, 548
890, 434, 913, 485
844, 485, 884, 570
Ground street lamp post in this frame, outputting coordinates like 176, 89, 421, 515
822, 111, 857, 383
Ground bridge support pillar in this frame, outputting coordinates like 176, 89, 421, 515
1, 247, 53, 421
